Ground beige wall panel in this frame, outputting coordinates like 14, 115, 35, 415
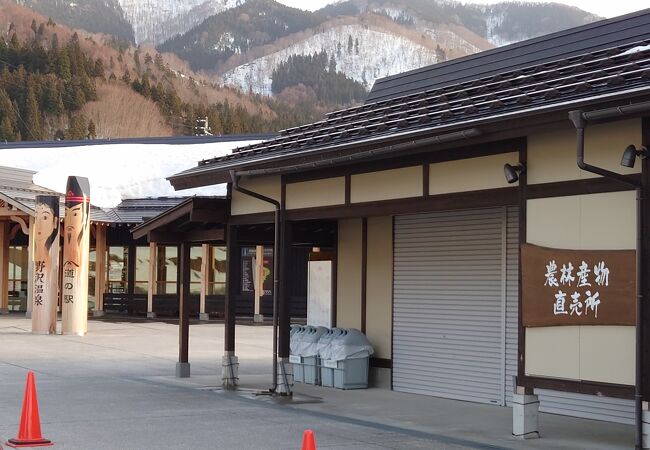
336, 219, 362, 329
365, 216, 393, 359
351, 167, 422, 203
231, 176, 281, 215
286, 177, 345, 210
429, 152, 519, 195
527, 119, 641, 185
527, 191, 636, 250
525, 326, 580, 379
579, 326, 635, 385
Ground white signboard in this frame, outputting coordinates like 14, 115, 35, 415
307, 260, 332, 328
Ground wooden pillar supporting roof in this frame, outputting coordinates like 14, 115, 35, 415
130, 197, 228, 379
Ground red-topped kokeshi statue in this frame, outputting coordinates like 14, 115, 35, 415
61, 176, 91, 336
31, 195, 60, 335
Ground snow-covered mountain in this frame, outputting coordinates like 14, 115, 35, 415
116, 0, 244, 44
221, 21, 482, 95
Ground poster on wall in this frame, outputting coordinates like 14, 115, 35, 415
307, 260, 333, 328
521, 244, 635, 327
241, 247, 273, 295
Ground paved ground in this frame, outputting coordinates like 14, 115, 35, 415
0, 315, 634, 449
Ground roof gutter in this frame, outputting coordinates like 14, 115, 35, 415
236, 128, 482, 178
569, 101, 649, 450
229, 170, 285, 395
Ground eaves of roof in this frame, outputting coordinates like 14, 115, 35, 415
169, 39, 650, 190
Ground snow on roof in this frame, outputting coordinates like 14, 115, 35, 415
0, 140, 262, 208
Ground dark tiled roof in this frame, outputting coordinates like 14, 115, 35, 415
0, 166, 62, 215
181, 40, 650, 179
105, 197, 188, 223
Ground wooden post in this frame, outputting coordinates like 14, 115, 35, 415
0, 223, 9, 314
61, 176, 91, 336
225, 226, 237, 353
176, 241, 190, 378
147, 242, 157, 318
25, 216, 34, 319
199, 243, 209, 320
276, 219, 293, 394
223, 224, 239, 388
31, 196, 59, 334
253, 245, 264, 323
278, 221, 292, 359
93, 223, 106, 316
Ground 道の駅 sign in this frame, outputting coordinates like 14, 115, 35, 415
521, 244, 635, 327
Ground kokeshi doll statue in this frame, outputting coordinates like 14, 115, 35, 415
61, 176, 91, 336
31, 195, 60, 334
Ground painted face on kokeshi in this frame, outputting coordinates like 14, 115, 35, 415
63, 177, 90, 266
34, 197, 59, 252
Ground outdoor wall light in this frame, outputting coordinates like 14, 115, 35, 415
620, 144, 648, 168
503, 163, 526, 184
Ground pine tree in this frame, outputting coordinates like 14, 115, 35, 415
67, 115, 87, 140
24, 81, 44, 140
87, 119, 97, 139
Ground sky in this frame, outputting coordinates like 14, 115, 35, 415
276, 0, 648, 18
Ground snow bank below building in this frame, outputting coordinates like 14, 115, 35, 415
0, 140, 261, 208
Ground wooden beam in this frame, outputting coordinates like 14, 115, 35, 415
278, 219, 292, 358
189, 209, 226, 223
26, 216, 35, 317
253, 245, 263, 319
0, 223, 9, 313
361, 218, 367, 334
224, 225, 238, 353
95, 224, 107, 312
148, 229, 224, 244
178, 241, 191, 376
0, 210, 29, 217
10, 215, 29, 235
8, 223, 20, 240
147, 242, 157, 316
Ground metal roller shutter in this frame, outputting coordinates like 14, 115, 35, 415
392, 206, 634, 421
535, 389, 634, 424
393, 207, 517, 406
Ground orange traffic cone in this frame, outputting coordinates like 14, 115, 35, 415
301, 429, 316, 450
6, 371, 53, 448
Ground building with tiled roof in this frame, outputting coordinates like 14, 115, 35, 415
166, 8, 650, 445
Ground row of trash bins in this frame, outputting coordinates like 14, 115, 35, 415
290, 325, 374, 390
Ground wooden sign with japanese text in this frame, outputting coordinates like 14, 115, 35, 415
521, 244, 635, 327
61, 176, 91, 336
31, 195, 60, 334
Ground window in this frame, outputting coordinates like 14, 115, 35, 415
189, 246, 202, 295
8, 246, 28, 310
156, 246, 178, 294
134, 246, 150, 295
107, 246, 128, 294
208, 246, 227, 296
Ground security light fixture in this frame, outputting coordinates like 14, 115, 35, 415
620, 144, 648, 168
503, 163, 526, 184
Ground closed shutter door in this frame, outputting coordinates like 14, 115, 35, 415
393, 207, 518, 406
535, 389, 634, 424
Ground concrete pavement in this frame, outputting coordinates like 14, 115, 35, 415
0, 315, 633, 449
